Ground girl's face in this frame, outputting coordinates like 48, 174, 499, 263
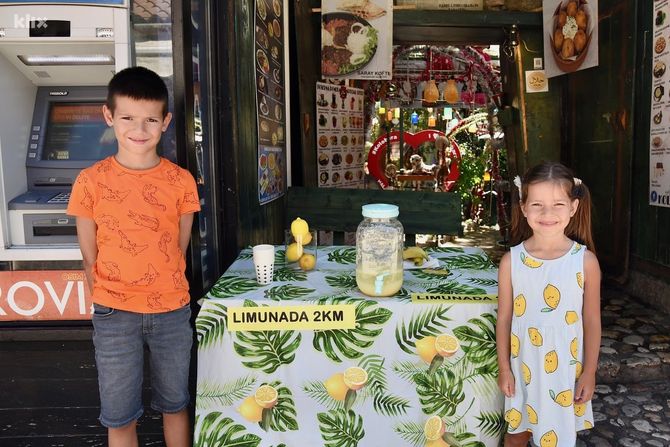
521, 181, 578, 238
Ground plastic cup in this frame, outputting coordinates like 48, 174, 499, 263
252, 244, 275, 285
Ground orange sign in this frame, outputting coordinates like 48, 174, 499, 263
0, 271, 92, 321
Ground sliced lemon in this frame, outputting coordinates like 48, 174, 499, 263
254, 384, 278, 409
343, 366, 368, 390
435, 334, 459, 357
423, 415, 445, 441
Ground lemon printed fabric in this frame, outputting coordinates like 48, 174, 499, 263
505, 241, 593, 445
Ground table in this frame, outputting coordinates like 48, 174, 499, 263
194, 246, 503, 447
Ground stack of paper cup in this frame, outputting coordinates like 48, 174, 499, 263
252, 244, 275, 285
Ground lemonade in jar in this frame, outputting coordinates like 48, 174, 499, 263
355, 204, 404, 297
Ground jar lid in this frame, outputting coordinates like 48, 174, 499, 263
361, 203, 399, 218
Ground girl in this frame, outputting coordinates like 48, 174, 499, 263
496, 162, 601, 446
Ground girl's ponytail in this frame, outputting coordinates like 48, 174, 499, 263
566, 181, 595, 254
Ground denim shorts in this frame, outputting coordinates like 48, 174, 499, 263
92, 303, 192, 428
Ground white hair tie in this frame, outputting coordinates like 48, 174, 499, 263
513, 175, 523, 200
574, 177, 582, 186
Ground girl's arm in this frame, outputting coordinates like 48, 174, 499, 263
75, 216, 98, 294
496, 252, 515, 397
576, 250, 601, 402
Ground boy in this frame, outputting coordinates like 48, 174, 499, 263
67, 66, 200, 447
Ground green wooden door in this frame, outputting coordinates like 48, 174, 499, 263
564, 0, 637, 278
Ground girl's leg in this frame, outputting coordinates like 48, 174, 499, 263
504, 431, 531, 447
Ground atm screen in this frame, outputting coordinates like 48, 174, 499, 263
42, 102, 116, 161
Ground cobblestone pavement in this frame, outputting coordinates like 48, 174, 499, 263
442, 227, 670, 446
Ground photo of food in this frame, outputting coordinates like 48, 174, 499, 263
273, 68, 281, 84
654, 85, 664, 102
357, 170, 364, 180
341, 135, 348, 146
275, 104, 282, 121
656, 36, 667, 54
654, 111, 663, 125
274, 86, 282, 100
653, 136, 663, 148
256, 26, 269, 49
273, 19, 281, 39
332, 172, 340, 183
259, 154, 267, 170
268, 152, 276, 170
319, 114, 327, 127
332, 153, 342, 165
272, 132, 278, 145
271, 45, 279, 60
260, 120, 270, 134
257, 0, 267, 21
273, 0, 281, 17
330, 135, 338, 146
319, 135, 329, 148
345, 153, 354, 164
549, 0, 591, 71
260, 96, 269, 115
319, 153, 329, 166
320, 172, 329, 184
321, 13, 378, 76
344, 171, 353, 181
257, 75, 266, 93
257, 49, 270, 74
656, 9, 666, 27
277, 126, 284, 140
654, 61, 666, 79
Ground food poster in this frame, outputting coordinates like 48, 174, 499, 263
256, 0, 286, 204
321, 0, 393, 80
316, 82, 366, 189
651, 1, 670, 207
543, 0, 599, 78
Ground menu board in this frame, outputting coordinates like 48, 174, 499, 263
255, 0, 286, 204
316, 82, 365, 189
321, 0, 393, 80
651, 1, 670, 207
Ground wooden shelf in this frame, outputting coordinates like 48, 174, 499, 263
393, 9, 542, 28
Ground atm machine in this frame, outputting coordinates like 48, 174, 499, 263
0, 1, 130, 261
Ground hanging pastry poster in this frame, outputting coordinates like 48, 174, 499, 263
543, 0, 598, 78
650, 1, 670, 207
256, 0, 286, 204
316, 82, 365, 189
321, 0, 393, 80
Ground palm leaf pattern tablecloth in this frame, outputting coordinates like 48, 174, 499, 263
195, 246, 503, 447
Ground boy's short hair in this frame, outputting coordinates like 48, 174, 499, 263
106, 66, 169, 116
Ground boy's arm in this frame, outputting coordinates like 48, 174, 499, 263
179, 212, 195, 255
76, 216, 98, 294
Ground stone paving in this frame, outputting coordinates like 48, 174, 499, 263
441, 226, 670, 446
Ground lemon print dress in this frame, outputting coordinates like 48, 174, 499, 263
505, 241, 593, 446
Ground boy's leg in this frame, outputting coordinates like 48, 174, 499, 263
91, 305, 145, 444
109, 420, 139, 447
504, 431, 531, 447
146, 305, 193, 447
163, 409, 190, 447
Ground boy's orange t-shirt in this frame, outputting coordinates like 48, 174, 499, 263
66, 156, 201, 313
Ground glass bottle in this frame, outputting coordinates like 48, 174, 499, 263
355, 204, 404, 297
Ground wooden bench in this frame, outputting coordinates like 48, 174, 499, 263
286, 187, 462, 245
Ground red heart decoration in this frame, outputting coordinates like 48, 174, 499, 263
367, 130, 460, 190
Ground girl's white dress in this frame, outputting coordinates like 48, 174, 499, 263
505, 241, 594, 446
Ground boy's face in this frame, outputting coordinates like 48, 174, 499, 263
102, 96, 172, 158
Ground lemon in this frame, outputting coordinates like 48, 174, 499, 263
574, 361, 583, 379
254, 384, 278, 409
513, 294, 526, 317
504, 408, 522, 430
416, 336, 438, 364
551, 389, 573, 407
526, 404, 538, 424
574, 402, 586, 416
521, 252, 543, 268
238, 395, 263, 422
528, 327, 543, 347
543, 284, 561, 310
423, 415, 445, 441
425, 439, 450, 447
584, 420, 593, 429
539, 430, 558, 447
521, 362, 531, 385
295, 230, 312, 245
576, 272, 584, 289
343, 366, 368, 390
510, 332, 520, 358
435, 334, 459, 357
290, 217, 309, 239
565, 311, 579, 325
544, 350, 558, 373
298, 253, 316, 271
324, 373, 348, 401
570, 337, 579, 359
286, 242, 303, 262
